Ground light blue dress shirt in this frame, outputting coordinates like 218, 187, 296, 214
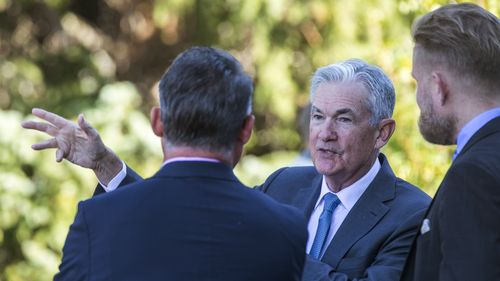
453, 107, 500, 160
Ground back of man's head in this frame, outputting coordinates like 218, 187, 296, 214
158, 47, 253, 154
412, 3, 500, 91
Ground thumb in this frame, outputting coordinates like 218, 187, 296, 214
78, 114, 99, 140
56, 148, 64, 162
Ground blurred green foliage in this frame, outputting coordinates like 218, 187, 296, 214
1, 0, 498, 279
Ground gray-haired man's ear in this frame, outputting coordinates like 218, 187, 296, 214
374, 118, 396, 150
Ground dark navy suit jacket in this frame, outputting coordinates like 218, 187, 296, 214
54, 161, 308, 281
401, 117, 500, 281
258, 154, 431, 281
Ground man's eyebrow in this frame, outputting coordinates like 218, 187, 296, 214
311, 107, 354, 116
335, 108, 353, 115
311, 106, 322, 113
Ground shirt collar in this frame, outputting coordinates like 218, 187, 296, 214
454, 107, 500, 160
316, 157, 381, 211
161, 156, 220, 167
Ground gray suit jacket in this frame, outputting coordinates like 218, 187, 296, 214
258, 154, 431, 281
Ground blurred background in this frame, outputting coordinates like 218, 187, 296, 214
0, 0, 498, 279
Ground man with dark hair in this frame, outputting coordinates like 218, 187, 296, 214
23, 46, 308, 281
401, 3, 500, 281
24, 58, 431, 281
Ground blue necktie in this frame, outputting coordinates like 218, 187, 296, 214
309, 193, 340, 259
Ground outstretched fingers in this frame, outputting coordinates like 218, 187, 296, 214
30, 138, 69, 162
21, 120, 60, 136
31, 138, 58, 150
32, 108, 71, 129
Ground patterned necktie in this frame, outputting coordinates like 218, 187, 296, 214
309, 192, 341, 259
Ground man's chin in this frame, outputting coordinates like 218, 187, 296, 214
418, 119, 455, 145
312, 162, 338, 176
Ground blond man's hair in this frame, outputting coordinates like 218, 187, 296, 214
412, 3, 500, 89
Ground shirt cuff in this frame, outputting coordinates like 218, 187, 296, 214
99, 161, 127, 192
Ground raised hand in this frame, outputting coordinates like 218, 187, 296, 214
22, 108, 107, 168
22, 108, 123, 185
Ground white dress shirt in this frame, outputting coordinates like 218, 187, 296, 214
306, 158, 381, 257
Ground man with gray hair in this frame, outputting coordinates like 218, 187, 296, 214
24, 58, 430, 281
260, 59, 430, 281
401, 3, 500, 280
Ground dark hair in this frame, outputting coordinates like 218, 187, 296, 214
158, 46, 253, 153
412, 3, 500, 89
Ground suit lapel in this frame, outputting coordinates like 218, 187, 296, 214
291, 174, 323, 219
322, 154, 395, 268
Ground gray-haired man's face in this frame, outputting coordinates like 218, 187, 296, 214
309, 81, 380, 189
